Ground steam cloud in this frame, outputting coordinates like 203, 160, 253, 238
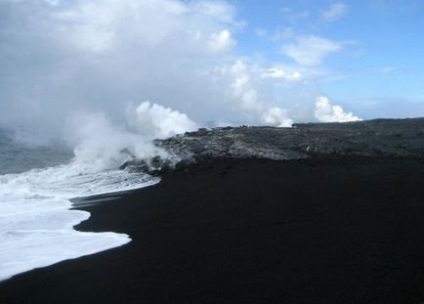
225, 61, 293, 127
126, 102, 198, 139
315, 96, 362, 123
67, 101, 196, 170
0, 0, 238, 136
0, 0, 361, 167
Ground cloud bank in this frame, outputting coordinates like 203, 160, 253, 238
0, 0, 360, 148
0, 0, 237, 135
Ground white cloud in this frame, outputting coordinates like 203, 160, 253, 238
192, 1, 238, 25
127, 101, 198, 139
281, 7, 310, 23
261, 67, 303, 81
208, 29, 236, 53
262, 107, 293, 127
321, 2, 349, 22
0, 0, 242, 136
227, 61, 263, 114
273, 27, 295, 41
314, 96, 362, 122
225, 61, 293, 127
53, 0, 191, 53
43, 0, 61, 5
0, 0, 363, 142
282, 35, 342, 66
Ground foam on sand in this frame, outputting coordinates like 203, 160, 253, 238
0, 161, 159, 281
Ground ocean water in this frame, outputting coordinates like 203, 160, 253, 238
0, 129, 159, 282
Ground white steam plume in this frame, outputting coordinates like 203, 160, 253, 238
1, 0, 356, 156
314, 96, 362, 123
225, 61, 293, 127
66, 101, 197, 171
0, 0, 239, 142
126, 101, 198, 139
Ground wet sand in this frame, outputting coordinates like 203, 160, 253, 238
1, 157, 424, 303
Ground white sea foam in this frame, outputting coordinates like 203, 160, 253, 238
0, 100, 197, 282
0, 161, 159, 282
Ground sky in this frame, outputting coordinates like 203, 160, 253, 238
233, 0, 424, 117
0, 0, 423, 143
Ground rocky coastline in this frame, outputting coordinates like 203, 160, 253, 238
4, 118, 424, 304
124, 118, 424, 173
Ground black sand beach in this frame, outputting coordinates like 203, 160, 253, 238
2, 157, 424, 303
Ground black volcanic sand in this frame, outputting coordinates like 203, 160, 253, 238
2, 158, 424, 304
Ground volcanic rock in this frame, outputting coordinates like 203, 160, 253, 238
125, 118, 424, 173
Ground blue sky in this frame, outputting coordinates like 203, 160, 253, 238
230, 0, 424, 118
1, 0, 424, 140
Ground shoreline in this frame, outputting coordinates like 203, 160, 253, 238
2, 157, 424, 303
